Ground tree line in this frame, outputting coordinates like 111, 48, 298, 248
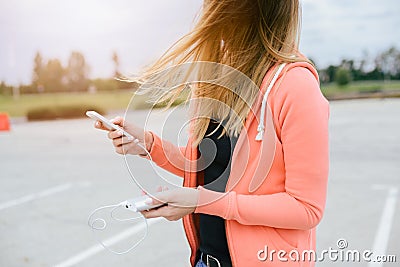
0, 50, 132, 96
32, 51, 90, 93
1, 46, 399, 95
319, 46, 400, 86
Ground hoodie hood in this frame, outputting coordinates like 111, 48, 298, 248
255, 61, 319, 141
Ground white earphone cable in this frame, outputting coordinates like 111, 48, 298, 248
87, 137, 153, 255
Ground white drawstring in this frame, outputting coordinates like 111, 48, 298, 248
255, 63, 286, 141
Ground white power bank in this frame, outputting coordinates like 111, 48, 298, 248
124, 195, 165, 212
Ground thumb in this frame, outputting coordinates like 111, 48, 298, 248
110, 116, 124, 127
148, 189, 171, 205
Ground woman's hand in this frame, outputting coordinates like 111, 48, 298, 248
94, 116, 153, 155
141, 187, 199, 221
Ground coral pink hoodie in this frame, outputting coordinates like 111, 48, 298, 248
146, 62, 329, 266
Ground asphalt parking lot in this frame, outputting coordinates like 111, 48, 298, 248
0, 98, 399, 266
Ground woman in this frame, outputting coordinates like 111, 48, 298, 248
95, 1, 329, 266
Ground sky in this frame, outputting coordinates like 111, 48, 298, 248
0, 0, 399, 85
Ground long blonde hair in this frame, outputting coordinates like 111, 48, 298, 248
136, 0, 308, 146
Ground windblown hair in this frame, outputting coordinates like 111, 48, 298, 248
136, 0, 308, 146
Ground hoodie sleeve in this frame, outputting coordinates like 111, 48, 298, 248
195, 66, 330, 230
140, 131, 186, 178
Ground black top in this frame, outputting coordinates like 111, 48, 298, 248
198, 120, 238, 264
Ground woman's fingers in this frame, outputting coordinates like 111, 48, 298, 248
141, 208, 160, 219
148, 188, 171, 206
94, 121, 101, 129
114, 143, 133, 154
146, 186, 169, 205
141, 206, 170, 219
112, 136, 134, 147
93, 116, 124, 131
107, 129, 123, 140
94, 121, 110, 131
114, 141, 144, 155
92, 114, 148, 157
110, 116, 124, 127
114, 146, 125, 155
92, 114, 149, 156
141, 204, 192, 221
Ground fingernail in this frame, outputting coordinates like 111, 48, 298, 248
145, 198, 153, 204
127, 136, 134, 141
95, 121, 100, 127
117, 130, 123, 136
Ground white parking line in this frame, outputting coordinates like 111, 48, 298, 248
369, 185, 398, 267
54, 218, 163, 267
0, 183, 73, 211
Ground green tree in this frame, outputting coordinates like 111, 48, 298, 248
112, 51, 120, 77
325, 65, 337, 83
375, 46, 400, 80
335, 68, 351, 87
0, 81, 13, 95
67, 51, 89, 91
43, 59, 65, 92
32, 52, 44, 91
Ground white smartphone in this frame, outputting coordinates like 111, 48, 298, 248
86, 110, 134, 139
